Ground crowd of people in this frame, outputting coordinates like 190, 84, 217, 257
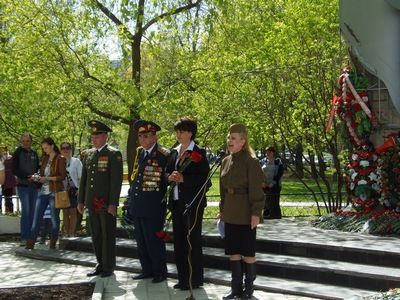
0, 118, 285, 298
0, 133, 83, 249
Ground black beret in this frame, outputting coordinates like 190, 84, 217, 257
134, 119, 161, 133
88, 120, 112, 134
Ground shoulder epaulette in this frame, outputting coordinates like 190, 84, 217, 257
157, 146, 171, 157
85, 148, 96, 156
107, 145, 119, 152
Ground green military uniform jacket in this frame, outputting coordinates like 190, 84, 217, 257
78, 145, 123, 210
219, 149, 264, 225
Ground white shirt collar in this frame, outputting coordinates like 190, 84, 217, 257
144, 143, 156, 154
96, 143, 107, 152
174, 140, 195, 154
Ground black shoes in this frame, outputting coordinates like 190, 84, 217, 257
173, 283, 182, 289
152, 275, 166, 283
87, 269, 114, 277
131, 273, 153, 280
131, 272, 167, 283
173, 283, 201, 290
100, 271, 114, 278
87, 269, 102, 277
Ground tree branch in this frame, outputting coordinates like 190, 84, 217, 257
142, 0, 202, 33
92, 0, 135, 41
83, 96, 131, 124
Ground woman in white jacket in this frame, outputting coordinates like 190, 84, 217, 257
60, 142, 82, 236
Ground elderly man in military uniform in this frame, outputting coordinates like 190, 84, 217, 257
129, 119, 170, 283
78, 120, 123, 278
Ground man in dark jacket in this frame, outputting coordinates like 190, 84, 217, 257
129, 119, 170, 283
12, 133, 40, 244
78, 120, 123, 278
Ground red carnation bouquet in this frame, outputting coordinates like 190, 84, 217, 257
156, 206, 172, 242
156, 150, 203, 242
161, 150, 202, 203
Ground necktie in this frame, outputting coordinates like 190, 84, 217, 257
143, 151, 149, 161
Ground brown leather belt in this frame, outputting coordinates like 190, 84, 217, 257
226, 188, 248, 195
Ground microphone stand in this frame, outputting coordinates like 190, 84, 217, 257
183, 151, 225, 216
182, 151, 225, 300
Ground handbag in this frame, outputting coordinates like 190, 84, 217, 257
54, 155, 70, 209
55, 190, 70, 209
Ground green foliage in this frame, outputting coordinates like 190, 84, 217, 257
0, 0, 348, 207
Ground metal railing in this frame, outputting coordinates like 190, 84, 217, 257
205, 192, 348, 218
1, 192, 347, 218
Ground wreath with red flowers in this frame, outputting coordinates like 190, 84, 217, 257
327, 67, 378, 146
347, 146, 379, 209
377, 142, 400, 210
320, 67, 400, 233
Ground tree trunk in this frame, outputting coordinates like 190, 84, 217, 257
127, 121, 138, 183
294, 144, 304, 178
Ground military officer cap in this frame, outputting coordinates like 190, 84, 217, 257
88, 120, 113, 134
134, 119, 161, 133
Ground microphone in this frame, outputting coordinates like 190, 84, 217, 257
183, 148, 225, 216
213, 148, 226, 165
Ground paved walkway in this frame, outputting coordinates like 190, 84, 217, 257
0, 241, 314, 300
3, 217, 399, 299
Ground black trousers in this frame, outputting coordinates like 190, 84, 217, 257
89, 209, 116, 273
171, 200, 204, 287
2, 188, 14, 213
133, 216, 167, 277
263, 186, 282, 219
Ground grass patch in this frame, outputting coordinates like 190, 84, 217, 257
203, 205, 320, 220
207, 170, 338, 196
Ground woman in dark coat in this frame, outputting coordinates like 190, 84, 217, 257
219, 123, 264, 299
166, 117, 210, 291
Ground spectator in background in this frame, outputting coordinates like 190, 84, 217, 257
1, 146, 17, 213
75, 148, 91, 233
262, 146, 284, 219
12, 133, 40, 245
26, 137, 67, 250
60, 142, 82, 237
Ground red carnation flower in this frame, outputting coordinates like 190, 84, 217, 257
93, 197, 105, 214
190, 151, 202, 163
155, 230, 172, 242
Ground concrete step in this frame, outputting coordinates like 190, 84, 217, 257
115, 226, 400, 268
59, 236, 400, 291
15, 248, 376, 300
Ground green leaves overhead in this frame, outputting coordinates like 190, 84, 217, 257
1, 0, 345, 176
